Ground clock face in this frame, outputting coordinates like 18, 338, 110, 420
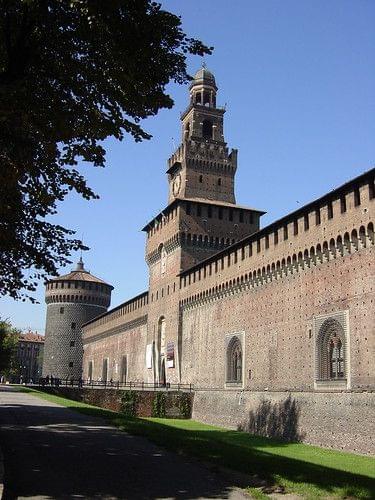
172, 174, 181, 196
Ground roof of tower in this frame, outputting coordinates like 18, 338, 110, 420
48, 258, 113, 287
190, 65, 217, 88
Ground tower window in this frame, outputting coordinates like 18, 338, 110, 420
202, 119, 213, 139
284, 225, 288, 240
203, 91, 210, 106
207, 206, 212, 218
369, 180, 375, 200
218, 208, 223, 220
229, 210, 233, 221
354, 188, 361, 206
294, 220, 298, 235
197, 205, 202, 216
316, 208, 321, 225
70, 341, 75, 347
71, 322, 76, 330
239, 211, 244, 223
69, 362, 74, 368
195, 92, 201, 104
186, 202, 191, 215
218, 178, 222, 186
340, 196, 347, 213
199, 175, 203, 183
327, 202, 333, 219
60, 307, 64, 314
304, 214, 309, 231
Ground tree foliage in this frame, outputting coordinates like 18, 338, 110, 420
0, 0, 212, 301
0, 319, 20, 376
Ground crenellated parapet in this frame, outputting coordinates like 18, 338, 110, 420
179, 169, 375, 308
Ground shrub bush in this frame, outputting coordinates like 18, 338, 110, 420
152, 392, 166, 417
120, 390, 137, 417
177, 393, 191, 418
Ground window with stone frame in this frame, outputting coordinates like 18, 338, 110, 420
317, 318, 346, 381
226, 336, 242, 384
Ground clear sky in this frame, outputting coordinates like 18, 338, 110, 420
2, 0, 375, 333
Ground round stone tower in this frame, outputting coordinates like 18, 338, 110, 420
43, 258, 113, 380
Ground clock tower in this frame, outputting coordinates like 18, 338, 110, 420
142, 66, 265, 384
167, 66, 237, 205
143, 66, 265, 278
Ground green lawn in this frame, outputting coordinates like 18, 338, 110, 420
19, 387, 375, 499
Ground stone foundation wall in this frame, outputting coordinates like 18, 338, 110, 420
192, 389, 375, 455
38, 387, 193, 418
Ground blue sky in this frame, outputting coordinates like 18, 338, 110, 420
2, 0, 375, 332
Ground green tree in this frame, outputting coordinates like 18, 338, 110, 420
0, 0, 212, 301
0, 319, 20, 378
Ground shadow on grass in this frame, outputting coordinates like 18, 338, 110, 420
63, 403, 375, 499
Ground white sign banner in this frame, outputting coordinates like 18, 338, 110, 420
146, 343, 153, 369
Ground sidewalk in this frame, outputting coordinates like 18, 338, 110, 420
0, 386, 248, 499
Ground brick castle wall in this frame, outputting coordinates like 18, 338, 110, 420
193, 390, 375, 456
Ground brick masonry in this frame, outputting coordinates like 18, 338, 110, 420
193, 390, 375, 456
38, 387, 193, 418
78, 69, 375, 454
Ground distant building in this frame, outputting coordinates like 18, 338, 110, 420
17, 331, 44, 382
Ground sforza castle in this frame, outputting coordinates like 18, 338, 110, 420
44, 68, 375, 455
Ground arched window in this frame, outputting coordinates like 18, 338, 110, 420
160, 244, 167, 275
102, 358, 108, 382
185, 121, 190, 137
317, 319, 346, 381
120, 355, 127, 384
202, 119, 213, 139
87, 361, 93, 382
226, 336, 242, 383
157, 317, 166, 386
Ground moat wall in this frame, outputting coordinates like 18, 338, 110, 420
192, 389, 375, 456
38, 386, 193, 418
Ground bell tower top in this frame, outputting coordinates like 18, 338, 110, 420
189, 65, 217, 108
166, 66, 237, 204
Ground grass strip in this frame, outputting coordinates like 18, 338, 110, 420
19, 387, 375, 498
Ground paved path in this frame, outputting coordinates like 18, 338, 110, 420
0, 386, 249, 499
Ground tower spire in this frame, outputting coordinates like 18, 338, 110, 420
76, 256, 85, 271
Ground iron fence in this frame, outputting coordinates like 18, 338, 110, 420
37, 378, 193, 392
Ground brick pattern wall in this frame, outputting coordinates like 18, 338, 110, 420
44, 303, 106, 379
193, 390, 375, 456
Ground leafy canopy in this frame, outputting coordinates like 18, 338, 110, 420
0, 0, 212, 301
0, 319, 20, 375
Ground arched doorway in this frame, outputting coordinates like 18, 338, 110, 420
88, 361, 93, 381
160, 358, 166, 387
102, 358, 108, 382
120, 355, 127, 384
157, 317, 166, 386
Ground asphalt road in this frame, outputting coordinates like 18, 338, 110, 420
0, 386, 249, 499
